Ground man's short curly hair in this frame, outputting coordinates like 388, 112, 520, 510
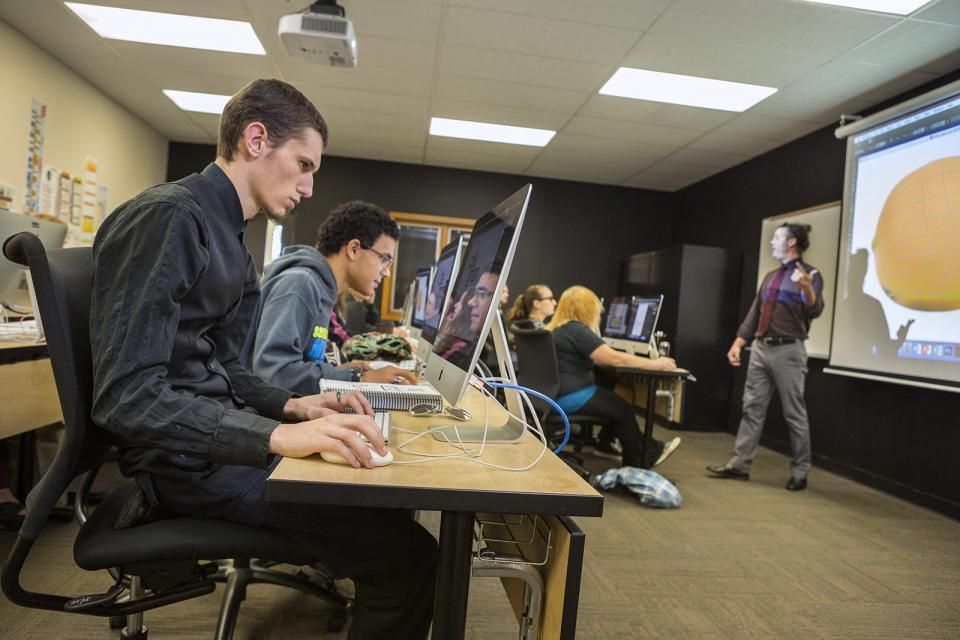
316, 200, 399, 256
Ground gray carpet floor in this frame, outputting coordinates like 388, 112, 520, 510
2, 426, 958, 639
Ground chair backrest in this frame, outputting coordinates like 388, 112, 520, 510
509, 321, 560, 414
2, 232, 112, 541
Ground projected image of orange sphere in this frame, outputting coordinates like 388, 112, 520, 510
872, 156, 960, 311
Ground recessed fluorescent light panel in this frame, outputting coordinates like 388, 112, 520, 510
64, 3, 266, 55
799, 1, 933, 15
163, 90, 231, 115
429, 118, 555, 147
600, 68, 777, 112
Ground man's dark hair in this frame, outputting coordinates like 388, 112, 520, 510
217, 79, 328, 161
779, 222, 811, 253
316, 200, 399, 256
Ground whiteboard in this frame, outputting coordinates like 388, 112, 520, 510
757, 202, 840, 359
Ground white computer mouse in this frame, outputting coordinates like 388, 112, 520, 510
321, 446, 393, 467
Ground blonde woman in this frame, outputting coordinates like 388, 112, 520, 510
547, 286, 681, 468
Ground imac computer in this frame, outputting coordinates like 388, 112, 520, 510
625, 295, 664, 355
417, 237, 465, 362
602, 294, 664, 356
0, 212, 68, 313
398, 280, 416, 332
603, 296, 630, 338
423, 184, 532, 442
410, 266, 433, 330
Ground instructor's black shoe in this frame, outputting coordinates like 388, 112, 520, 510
785, 477, 807, 491
706, 465, 749, 480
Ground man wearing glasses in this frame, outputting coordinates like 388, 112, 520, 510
249, 199, 417, 391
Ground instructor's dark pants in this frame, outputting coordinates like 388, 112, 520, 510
153, 457, 437, 640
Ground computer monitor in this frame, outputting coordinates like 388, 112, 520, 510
410, 266, 433, 329
0, 212, 68, 311
603, 296, 630, 338
419, 237, 466, 355
399, 280, 416, 329
626, 295, 663, 343
424, 184, 531, 418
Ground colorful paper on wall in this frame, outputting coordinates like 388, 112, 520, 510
38, 164, 60, 217
57, 171, 72, 223
24, 98, 47, 216
81, 156, 98, 240
96, 185, 109, 230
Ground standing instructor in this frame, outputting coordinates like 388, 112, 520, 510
708, 223, 823, 491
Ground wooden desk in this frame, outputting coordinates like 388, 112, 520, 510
267, 386, 604, 640
0, 341, 63, 440
614, 373, 685, 424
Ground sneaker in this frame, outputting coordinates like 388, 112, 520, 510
652, 437, 681, 468
592, 440, 623, 461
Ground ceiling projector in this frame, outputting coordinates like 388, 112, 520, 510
279, 1, 357, 67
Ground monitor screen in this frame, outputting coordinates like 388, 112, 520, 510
0, 212, 68, 310
626, 295, 663, 342
425, 184, 531, 405
410, 266, 432, 328
603, 297, 629, 338
830, 83, 960, 390
421, 238, 464, 346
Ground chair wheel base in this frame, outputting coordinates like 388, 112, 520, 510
120, 626, 148, 640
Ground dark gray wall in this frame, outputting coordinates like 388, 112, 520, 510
673, 71, 960, 519
166, 147, 676, 306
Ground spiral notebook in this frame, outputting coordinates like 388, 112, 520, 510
319, 380, 443, 412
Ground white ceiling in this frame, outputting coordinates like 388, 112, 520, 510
2, 0, 959, 191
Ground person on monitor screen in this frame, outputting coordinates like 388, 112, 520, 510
547, 286, 681, 469
248, 200, 417, 392
89, 79, 435, 640
708, 222, 823, 492
433, 270, 502, 363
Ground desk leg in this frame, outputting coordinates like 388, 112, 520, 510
433, 511, 474, 640
643, 380, 657, 469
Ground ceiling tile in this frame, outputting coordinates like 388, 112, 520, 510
447, 0, 672, 30
525, 157, 638, 185
531, 146, 654, 174
687, 131, 783, 156
840, 20, 960, 74
645, 0, 898, 58
713, 114, 825, 142
438, 46, 611, 92
545, 134, 676, 166
294, 84, 430, 118
430, 99, 571, 130
563, 116, 703, 146
330, 142, 425, 166
106, 41, 277, 78
619, 32, 831, 87
578, 95, 738, 130
278, 62, 434, 97
425, 136, 544, 160
665, 147, 751, 170
443, 6, 639, 64
435, 75, 588, 115
913, 0, 960, 26
423, 148, 534, 175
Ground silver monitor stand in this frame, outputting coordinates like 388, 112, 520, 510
430, 311, 527, 443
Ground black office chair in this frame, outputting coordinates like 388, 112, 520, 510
509, 322, 612, 479
1, 232, 349, 639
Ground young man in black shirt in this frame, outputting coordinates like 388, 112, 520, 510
90, 79, 435, 639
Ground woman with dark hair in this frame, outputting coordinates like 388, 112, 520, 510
505, 284, 557, 329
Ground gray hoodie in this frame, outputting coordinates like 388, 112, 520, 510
248, 245, 351, 396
